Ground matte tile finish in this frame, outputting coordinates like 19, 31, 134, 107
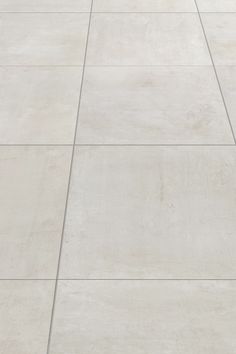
0, 0, 91, 12
77, 66, 233, 144
0, 147, 71, 278
0, 67, 83, 144
0, 281, 54, 354
93, 0, 197, 12
217, 66, 236, 134
197, 0, 236, 12
87, 14, 211, 65
0, 14, 90, 65
202, 14, 236, 65
60, 147, 236, 279
50, 280, 236, 354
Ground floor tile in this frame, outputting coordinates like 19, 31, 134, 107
0, 67, 82, 144
60, 146, 236, 279
0, 0, 91, 12
197, 0, 236, 12
87, 14, 211, 65
50, 280, 236, 354
93, 0, 197, 12
217, 66, 236, 135
202, 14, 236, 65
0, 147, 71, 279
77, 66, 233, 144
0, 14, 89, 65
0, 280, 54, 354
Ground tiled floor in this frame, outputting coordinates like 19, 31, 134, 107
0, 1, 236, 353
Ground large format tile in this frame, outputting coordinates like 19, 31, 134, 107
0, 147, 71, 278
0, 280, 54, 354
60, 147, 236, 279
93, 0, 196, 12
0, 67, 82, 144
202, 14, 236, 65
217, 66, 236, 135
87, 14, 211, 65
198, 0, 236, 12
0, 0, 91, 12
77, 66, 233, 144
0, 14, 89, 65
50, 280, 236, 354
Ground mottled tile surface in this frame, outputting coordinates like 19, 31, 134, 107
0, 14, 90, 65
1, 3, 236, 353
0, 0, 91, 12
77, 66, 233, 144
50, 280, 236, 354
93, 0, 197, 12
0, 281, 54, 354
60, 147, 236, 279
202, 14, 236, 65
87, 14, 211, 65
0, 147, 71, 278
0, 67, 82, 144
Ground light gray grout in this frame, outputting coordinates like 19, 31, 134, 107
1, 64, 235, 68
1, 278, 236, 281
0, 144, 235, 147
0, 11, 236, 14
194, 0, 236, 145
45, 1, 94, 353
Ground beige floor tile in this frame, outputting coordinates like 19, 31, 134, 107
0, 14, 89, 65
0, 147, 71, 279
198, 0, 236, 12
0, 67, 82, 144
50, 280, 236, 354
202, 14, 236, 65
87, 14, 211, 65
217, 66, 236, 136
0, 0, 91, 12
0, 280, 54, 354
93, 0, 197, 12
60, 146, 236, 279
77, 66, 233, 144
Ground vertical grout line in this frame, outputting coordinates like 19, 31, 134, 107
46, 1, 94, 353
194, 0, 236, 144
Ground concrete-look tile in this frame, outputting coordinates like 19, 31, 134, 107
0, 281, 54, 354
0, 67, 82, 144
87, 14, 211, 65
77, 66, 233, 144
0, 147, 71, 279
202, 14, 236, 65
217, 66, 236, 135
50, 280, 236, 354
0, 14, 89, 65
198, 0, 236, 12
0, 0, 91, 12
60, 147, 236, 279
93, 0, 197, 12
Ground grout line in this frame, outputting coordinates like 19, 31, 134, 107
1, 64, 236, 67
0, 144, 235, 147
194, 0, 236, 145
75, 144, 235, 147
1, 278, 236, 281
45, 1, 94, 353
1, 11, 236, 14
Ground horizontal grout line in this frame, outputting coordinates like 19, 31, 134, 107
0, 144, 235, 147
0, 144, 73, 146
1, 65, 236, 68
76, 144, 236, 147
0, 11, 236, 14
1, 278, 236, 281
